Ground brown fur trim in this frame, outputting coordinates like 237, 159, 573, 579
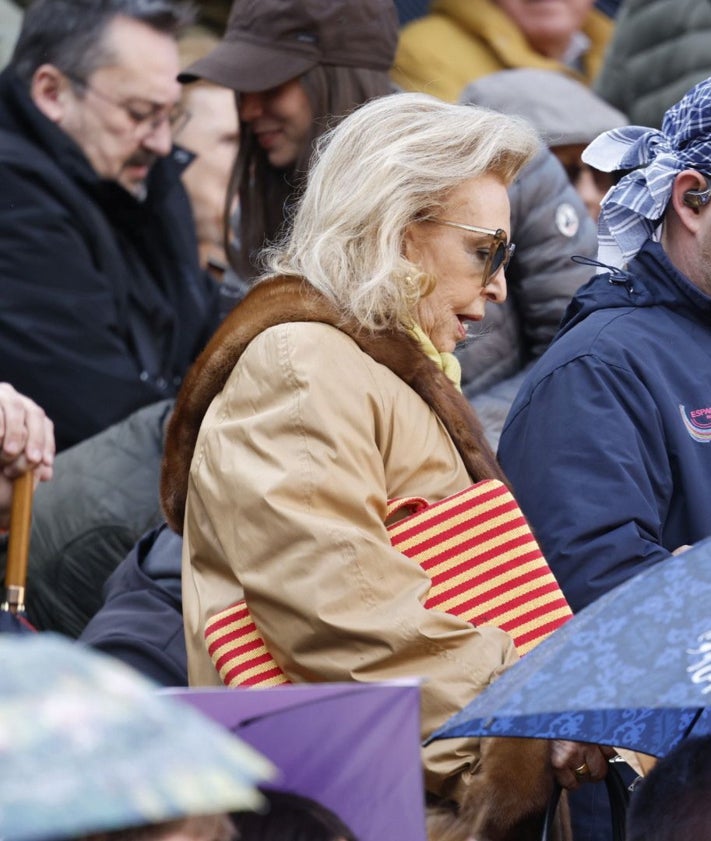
428, 738, 572, 841
160, 275, 506, 533
460, 737, 555, 841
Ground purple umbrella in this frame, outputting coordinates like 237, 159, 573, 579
166, 680, 427, 841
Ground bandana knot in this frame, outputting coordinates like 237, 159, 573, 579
582, 79, 711, 268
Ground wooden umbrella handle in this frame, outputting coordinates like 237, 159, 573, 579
3, 472, 34, 612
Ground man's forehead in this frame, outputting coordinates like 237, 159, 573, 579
91, 15, 181, 103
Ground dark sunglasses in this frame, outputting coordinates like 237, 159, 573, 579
432, 220, 515, 286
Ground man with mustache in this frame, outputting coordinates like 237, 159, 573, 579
0, 0, 219, 451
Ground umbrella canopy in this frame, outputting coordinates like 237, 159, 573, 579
167, 680, 427, 841
0, 634, 275, 841
428, 538, 711, 757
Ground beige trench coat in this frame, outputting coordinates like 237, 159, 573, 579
182, 320, 518, 802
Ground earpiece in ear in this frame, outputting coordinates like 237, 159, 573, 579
683, 185, 711, 208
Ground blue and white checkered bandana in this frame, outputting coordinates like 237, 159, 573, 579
582, 77, 711, 268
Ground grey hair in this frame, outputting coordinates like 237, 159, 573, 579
261, 91, 540, 331
11, 0, 194, 85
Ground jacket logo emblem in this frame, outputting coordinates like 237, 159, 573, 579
679, 404, 711, 442
555, 202, 579, 238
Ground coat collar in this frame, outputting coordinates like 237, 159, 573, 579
161, 275, 505, 533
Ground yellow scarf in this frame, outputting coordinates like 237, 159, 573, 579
410, 324, 462, 391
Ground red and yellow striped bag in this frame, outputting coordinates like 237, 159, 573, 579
204, 479, 573, 688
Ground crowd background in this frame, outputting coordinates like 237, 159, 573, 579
2, 0, 711, 839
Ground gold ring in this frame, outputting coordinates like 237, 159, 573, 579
574, 762, 590, 777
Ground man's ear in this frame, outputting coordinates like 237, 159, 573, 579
667, 169, 711, 234
30, 64, 69, 123
671, 170, 710, 228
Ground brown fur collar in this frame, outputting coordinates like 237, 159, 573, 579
160, 275, 506, 533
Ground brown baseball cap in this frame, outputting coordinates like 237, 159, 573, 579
179, 0, 399, 92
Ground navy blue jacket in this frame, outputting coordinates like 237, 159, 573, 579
79, 524, 187, 687
498, 240, 711, 612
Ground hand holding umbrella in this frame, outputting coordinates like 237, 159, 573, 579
0, 382, 54, 528
550, 738, 617, 789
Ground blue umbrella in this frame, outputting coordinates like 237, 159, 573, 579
427, 537, 711, 757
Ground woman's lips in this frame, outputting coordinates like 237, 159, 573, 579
256, 129, 281, 149
457, 314, 483, 341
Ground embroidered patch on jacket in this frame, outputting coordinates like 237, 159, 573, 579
679, 404, 711, 442
555, 202, 580, 238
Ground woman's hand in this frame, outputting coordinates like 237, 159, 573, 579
551, 739, 617, 790
0, 384, 55, 527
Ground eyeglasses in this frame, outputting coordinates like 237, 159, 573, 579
432, 219, 515, 286
66, 74, 191, 137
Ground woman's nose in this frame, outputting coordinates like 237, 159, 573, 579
484, 268, 507, 304
239, 92, 264, 123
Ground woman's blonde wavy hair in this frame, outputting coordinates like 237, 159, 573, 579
261, 91, 540, 331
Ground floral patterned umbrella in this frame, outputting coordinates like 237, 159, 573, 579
0, 634, 275, 841
427, 537, 711, 757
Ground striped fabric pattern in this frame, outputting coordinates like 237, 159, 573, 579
204, 480, 572, 686
581, 77, 711, 268
386, 481, 572, 655
205, 601, 290, 688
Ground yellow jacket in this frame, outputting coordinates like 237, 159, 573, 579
392, 0, 614, 102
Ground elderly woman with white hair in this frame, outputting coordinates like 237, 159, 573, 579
161, 92, 609, 839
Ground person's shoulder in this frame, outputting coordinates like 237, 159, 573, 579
510, 303, 638, 389
556, 304, 644, 355
239, 321, 370, 369
392, 0, 509, 100
0, 116, 85, 210
0, 71, 54, 164
510, 148, 597, 251
239, 320, 405, 396
0, 127, 93, 235
253, 319, 360, 344
393, 8, 464, 69
0, 123, 51, 172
